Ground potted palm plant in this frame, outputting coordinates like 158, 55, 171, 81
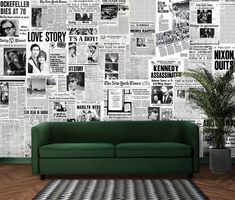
184, 63, 235, 173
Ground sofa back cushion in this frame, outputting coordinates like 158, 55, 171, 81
48, 121, 187, 144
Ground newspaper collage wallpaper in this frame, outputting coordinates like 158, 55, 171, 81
0, 0, 235, 157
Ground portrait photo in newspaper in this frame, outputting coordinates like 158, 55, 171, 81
88, 43, 98, 63
148, 107, 160, 120
151, 85, 173, 104
0, 19, 19, 37
0, 82, 9, 105
67, 72, 85, 93
68, 42, 77, 64
4, 48, 26, 76
136, 38, 146, 47
28, 43, 49, 74
31, 8, 42, 28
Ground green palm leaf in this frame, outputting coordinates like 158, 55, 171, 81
184, 62, 235, 148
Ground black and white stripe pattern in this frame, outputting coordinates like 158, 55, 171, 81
33, 179, 208, 200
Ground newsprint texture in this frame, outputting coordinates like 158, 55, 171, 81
0, 0, 235, 158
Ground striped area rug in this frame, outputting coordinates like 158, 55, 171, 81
33, 179, 208, 200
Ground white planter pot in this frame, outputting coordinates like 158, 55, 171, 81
209, 148, 232, 174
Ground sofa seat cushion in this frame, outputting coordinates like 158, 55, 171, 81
116, 142, 192, 158
39, 143, 115, 158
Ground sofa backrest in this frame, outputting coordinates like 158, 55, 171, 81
48, 121, 192, 144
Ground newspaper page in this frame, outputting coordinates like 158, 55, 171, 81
27, 31, 67, 74
212, 45, 235, 73
103, 80, 150, 121
0, 119, 25, 157
219, 0, 235, 44
173, 77, 205, 120
130, 0, 156, 22
75, 101, 103, 122
0, 0, 29, 78
67, 0, 99, 64
0, 0, 30, 44
130, 22, 155, 56
26, 75, 48, 107
48, 92, 76, 121
24, 107, 48, 156
226, 121, 235, 157
156, 0, 190, 58
104, 83, 133, 121
0, 79, 26, 157
0, 79, 26, 119
149, 78, 174, 122
149, 60, 184, 122
126, 56, 150, 79
31, 0, 67, 31
99, 35, 128, 80
67, 65, 85, 100
190, 0, 220, 45
99, 0, 129, 35
212, 45, 235, 155
174, 77, 205, 157
132, 86, 151, 121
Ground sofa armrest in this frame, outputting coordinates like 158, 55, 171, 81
181, 122, 199, 173
31, 122, 50, 175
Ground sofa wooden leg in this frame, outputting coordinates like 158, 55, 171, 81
187, 173, 193, 179
40, 174, 46, 180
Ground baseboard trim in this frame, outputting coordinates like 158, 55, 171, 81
0, 157, 235, 164
0, 158, 31, 164
201, 155, 235, 164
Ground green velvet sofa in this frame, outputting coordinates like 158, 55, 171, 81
31, 121, 199, 179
